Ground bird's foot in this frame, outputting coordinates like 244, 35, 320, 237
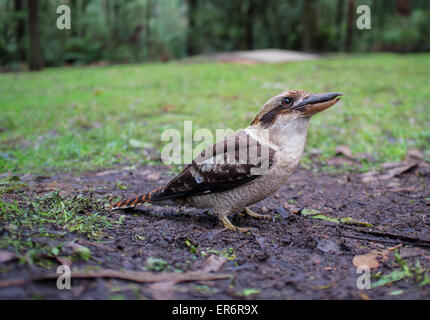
219, 215, 253, 233
244, 207, 271, 220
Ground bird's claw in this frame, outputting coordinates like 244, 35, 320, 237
219, 215, 253, 233
244, 207, 272, 220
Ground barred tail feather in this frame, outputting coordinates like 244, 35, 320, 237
110, 186, 163, 210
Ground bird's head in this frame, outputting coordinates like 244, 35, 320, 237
251, 89, 342, 128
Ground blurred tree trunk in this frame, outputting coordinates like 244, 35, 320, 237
70, 0, 77, 37
80, 0, 89, 37
186, 0, 197, 56
259, 1, 275, 48
302, 0, 317, 51
345, 0, 355, 52
244, 0, 254, 50
145, 0, 152, 57
129, 25, 144, 44
335, 0, 344, 51
14, 0, 25, 61
70, 0, 88, 38
27, 0, 43, 70
397, 0, 411, 16
113, 0, 120, 44
105, 0, 114, 60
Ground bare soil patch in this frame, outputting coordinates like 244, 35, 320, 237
0, 164, 429, 299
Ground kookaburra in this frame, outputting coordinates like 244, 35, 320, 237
111, 89, 342, 232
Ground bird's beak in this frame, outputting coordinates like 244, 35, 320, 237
294, 92, 342, 115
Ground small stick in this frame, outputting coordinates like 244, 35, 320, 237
338, 226, 430, 248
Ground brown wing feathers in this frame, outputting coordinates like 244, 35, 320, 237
110, 131, 275, 210
154, 131, 275, 198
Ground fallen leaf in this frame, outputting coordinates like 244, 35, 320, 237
128, 139, 146, 148
340, 217, 373, 227
327, 157, 357, 166
317, 239, 342, 254
299, 210, 371, 227
200, 254, 227, 273
0, 250, 17, 264
358, 292, 371, 300
146, 257, 168, 272
40, 181, 75, 196
406, 149, 422, 160
310, 214, 339, 224
379, 161, 419, 180
261, 206, 269, 213
386, 179, 401, 189
301, 208, 321, 216
352, 249, 391, 269
283, 202, 301, 214
335, 145, 355, 159
418, 162, 430, 176
64, 242, 91, 261
362, 161, 419, 183
360, 170, 380, 184
389, 289, 405, 296
381, 161, 408, 169
240, 288, 261, 296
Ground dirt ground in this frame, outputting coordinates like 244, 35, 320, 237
0, 162, 429, 300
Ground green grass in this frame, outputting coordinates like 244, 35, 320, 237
372, 253, 430, 290
1, 193, 108, 237
1, 53, 430, 174
0, 181, 114, 264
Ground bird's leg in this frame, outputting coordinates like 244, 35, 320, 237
244, 207, 271, 220
217, 214, 252, 233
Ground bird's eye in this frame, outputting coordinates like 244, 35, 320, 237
281, 97, 292, 106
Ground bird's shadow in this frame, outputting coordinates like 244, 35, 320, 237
120, 206, 219, 226
118, 205, 261, 235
